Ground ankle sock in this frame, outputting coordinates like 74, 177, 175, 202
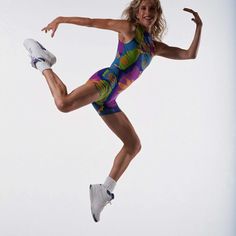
104, 176, 116, 193
36, 61, 51, 73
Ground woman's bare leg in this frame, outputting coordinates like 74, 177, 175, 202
42, 69, 140, 180
101, 112, 142, 182
43, 69, 140, 180
89, 111, 141, 222
42, 69, 100, 112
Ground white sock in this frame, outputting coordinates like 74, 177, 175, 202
36, 61, 51, 73
104, 176, 116, 192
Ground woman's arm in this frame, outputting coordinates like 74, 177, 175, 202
155, 8, 202, 60
41, 16, 134, 38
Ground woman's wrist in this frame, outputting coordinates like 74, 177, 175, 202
196, 19, 203, 28
56, 16, 66, 24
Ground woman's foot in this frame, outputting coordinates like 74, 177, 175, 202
89, 184, 114, 222
23, 38, 56, 72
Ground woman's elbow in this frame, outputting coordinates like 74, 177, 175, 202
189, 54, 197, 59
176, 50, 196, 60
186, 50, 198, 60
189, 52, 197, 59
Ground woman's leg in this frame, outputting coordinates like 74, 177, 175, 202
24, 39, 99, 112
89, 111, 141, 222
42, 69, 100, 112
101, 111, 142, 182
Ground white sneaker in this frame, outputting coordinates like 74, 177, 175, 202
89, 184, 114, 222
23, 38, 56, 69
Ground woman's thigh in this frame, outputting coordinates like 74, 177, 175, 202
101, 111, 141, 148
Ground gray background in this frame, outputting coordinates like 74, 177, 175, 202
0, 0, 235, 235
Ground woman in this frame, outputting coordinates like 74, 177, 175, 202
23, 0, 202, 222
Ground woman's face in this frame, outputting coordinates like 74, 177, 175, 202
136, 0, 158, 30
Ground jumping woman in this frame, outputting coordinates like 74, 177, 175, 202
23, 0, 202, 222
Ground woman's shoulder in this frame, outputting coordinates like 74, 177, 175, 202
121, 20, 136, 34
118, 21, 136, 43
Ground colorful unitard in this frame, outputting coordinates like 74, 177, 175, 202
89, 24, 155, 115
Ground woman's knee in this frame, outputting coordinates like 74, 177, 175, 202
125, 137, 142, 157
55, 98, 71, 113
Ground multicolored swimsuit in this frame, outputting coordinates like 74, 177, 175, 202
89, 24, 155, 116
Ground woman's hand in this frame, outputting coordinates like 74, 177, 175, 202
183, 8, 203, 27
155, 8, 202, 59
41, 17, 63, 37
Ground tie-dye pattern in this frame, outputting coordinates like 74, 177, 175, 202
89, 25, 155, 115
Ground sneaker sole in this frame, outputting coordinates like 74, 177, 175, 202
89, 185, 99, 222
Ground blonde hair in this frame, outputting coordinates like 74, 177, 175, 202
122, 0, 166, 41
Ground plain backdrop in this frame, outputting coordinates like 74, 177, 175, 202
0, 0, 235, 235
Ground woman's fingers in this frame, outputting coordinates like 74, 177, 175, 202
41, 24, 57, 37
183, 8, 202, 26
41, 27, 48, 33
183, 8, 198, 16
51, 29, 56, 38
41, 25, 50, 32
183, 8, 195, 13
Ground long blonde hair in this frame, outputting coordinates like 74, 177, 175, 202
122, 0, 166, 41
